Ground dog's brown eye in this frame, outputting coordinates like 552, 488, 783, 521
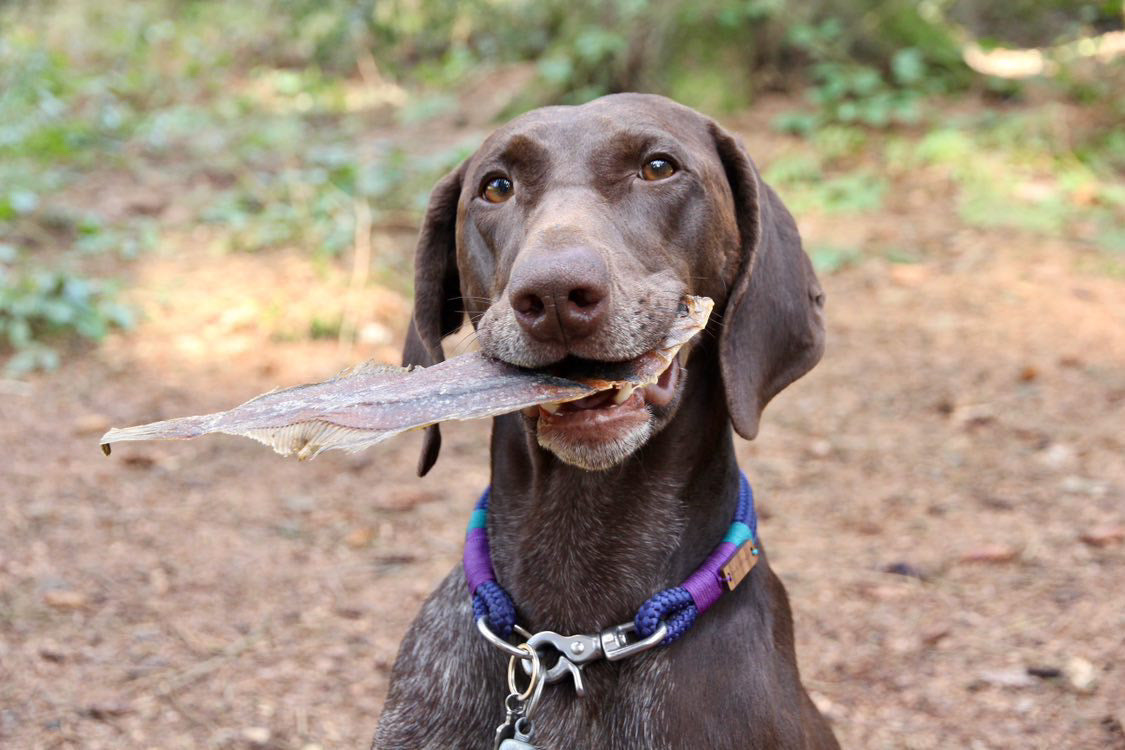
641, 158, 675, 181
482, 176, 514, 203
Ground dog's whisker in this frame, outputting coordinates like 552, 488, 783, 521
380, 94, 834, 749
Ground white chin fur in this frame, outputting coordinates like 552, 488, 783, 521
535, 421, 654, 471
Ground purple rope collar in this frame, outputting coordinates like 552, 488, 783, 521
463, 472, 759, 646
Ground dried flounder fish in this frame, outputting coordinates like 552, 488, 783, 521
100, 296, 713, 460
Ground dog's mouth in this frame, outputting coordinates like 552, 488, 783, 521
513, 296, 712, 468
521, 351, 683, 421
525, 348, 687, 470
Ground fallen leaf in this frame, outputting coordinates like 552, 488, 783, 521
1037, 442, 1076, 470
1060, 476, 1109, 497
344, 527, 375, 548
372, 490, 437, 512
374, 553, 417, 566
921, 626, 951, 647
974, 668, 1034, 689
889, 264, 931, 287
122, 453, 156, 469
37, 642, 67, 662
1080, 525, 1125, 548
807, 439, 832, 458
960, 544, 1019, 564
44, 590, 87, 610
148, 567, 170, 595
73, 414, 111, 436
882, 561, 925, 580
241, 726, 271, 746
84, 702, 132, 720
1064, 656, 1098, 694
953, 404, 995, 429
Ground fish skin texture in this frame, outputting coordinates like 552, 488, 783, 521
100, 296, 713, 460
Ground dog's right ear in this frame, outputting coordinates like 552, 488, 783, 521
401, 162, 468, 476
710, 122, 826, 440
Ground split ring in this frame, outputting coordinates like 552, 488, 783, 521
507, 643, 541, 701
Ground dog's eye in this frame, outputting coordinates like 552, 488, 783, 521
641, 158, 676, 181
482, 176, 514, 203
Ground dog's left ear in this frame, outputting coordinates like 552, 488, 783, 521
401, 162, 468, 476
710, 122, 826, 440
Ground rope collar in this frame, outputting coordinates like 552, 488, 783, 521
464, 472, 760, 680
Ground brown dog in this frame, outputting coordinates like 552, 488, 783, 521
374, 93, 837, 749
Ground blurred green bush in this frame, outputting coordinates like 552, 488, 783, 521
0, 0, 1121, 372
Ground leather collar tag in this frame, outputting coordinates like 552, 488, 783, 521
722, 543, 760, 591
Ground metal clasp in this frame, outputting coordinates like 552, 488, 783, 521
516, 628, 603, 697
600, 622, 668, 661
523, 629, 603, 666
477, 617, 532, 660
479, 616, 669, 699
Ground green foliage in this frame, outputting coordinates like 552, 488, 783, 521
775, 10, 970, 132
0, 261, 134, 375
809, 245, 862, 274
199, 140, 473, 255
297, 0, 981, 114
947, 0, 1123, 47
0, 0, 478, 367
1, 0, 1121, 371
765, 153, 888, 215
895, 112, 1125, 243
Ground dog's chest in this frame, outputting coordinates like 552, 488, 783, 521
515, 659, 675, 750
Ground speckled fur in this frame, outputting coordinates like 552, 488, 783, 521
375, 94, 837, 750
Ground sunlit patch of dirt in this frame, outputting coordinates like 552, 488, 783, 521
1, 103, 1123, 750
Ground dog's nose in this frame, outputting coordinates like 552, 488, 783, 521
509, 246, 609, 345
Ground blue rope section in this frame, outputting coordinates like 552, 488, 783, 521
737, 473, 755, 535
472, 580, 517, 640
634, 586, 698, 643
467, 473, 756, 648
466, 487, 518, 639
634, 473, 756, 645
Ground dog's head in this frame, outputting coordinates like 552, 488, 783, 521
403, 93, 825, 475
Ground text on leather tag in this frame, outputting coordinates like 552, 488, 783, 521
722, 544, 760, 591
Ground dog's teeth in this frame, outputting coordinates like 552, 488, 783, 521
541, 402, 561, 415
612, 384, 635, 404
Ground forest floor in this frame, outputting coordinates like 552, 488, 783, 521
2, 97, 1124, 750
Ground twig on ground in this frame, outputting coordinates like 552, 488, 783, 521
338, 197, 374, 356
0, 379, 33, 397
145, 623, 269, 699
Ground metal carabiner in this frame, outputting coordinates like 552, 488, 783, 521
481, 617, 668, 699
517, 629, 604, 697
526, 630, 604, 667
477, 617, 532, 660
600, 621, 668, 661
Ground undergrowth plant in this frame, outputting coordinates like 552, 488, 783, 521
0, 0, 1121, 371
0, 259, 134, 375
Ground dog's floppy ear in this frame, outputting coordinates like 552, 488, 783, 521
710, 123, 826, 440
402, 162, 468, 476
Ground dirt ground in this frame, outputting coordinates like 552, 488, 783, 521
2, 107, 1123, 750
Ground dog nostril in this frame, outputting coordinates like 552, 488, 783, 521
513, 293, 545, 317
568, 288, 601, 309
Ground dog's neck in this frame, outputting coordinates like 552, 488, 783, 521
485, 352, 743, 634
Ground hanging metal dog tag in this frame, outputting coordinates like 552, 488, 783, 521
494, 717, 517, 749
721, 543, 760, 591
498, 717, 537, 749
493, 693, 525, 749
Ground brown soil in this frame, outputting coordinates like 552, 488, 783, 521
2, 107, 1123, 750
